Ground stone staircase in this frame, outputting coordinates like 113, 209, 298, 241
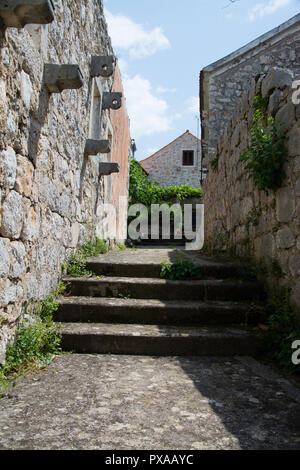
55, 249, 266, 356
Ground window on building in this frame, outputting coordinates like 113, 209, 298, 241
182, 150, 194, 166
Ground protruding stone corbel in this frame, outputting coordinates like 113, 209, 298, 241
44, 64, 83, 93
102, 92, 122, 110
91, 56, 115, 78
0, 0, 55, 28
99, 162, 120, 176
84, 139, 111, 157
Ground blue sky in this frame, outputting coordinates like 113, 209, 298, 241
104, 0, 300, 160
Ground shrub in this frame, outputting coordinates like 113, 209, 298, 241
129, 157, 202, 207
240, 96, 288, 193
160, 254, 201, 280
0, 283, 66, 390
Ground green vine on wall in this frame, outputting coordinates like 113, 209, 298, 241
240, 96, 288, 193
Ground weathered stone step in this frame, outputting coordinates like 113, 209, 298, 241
85, 256, 251, 279
59, 323, 264, 356
63, 277, 262, 302
55, 297, 264, 325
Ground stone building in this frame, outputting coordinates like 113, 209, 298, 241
201, 15, 300, 312
0, 0, 130, 362
200, 13, 300, 166
140, 130, 202, 188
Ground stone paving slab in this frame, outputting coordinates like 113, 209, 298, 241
86, 248, 234, 268
0, 354, 299, 450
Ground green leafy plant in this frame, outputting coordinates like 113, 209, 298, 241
0, 283, 67, 390
79, 238, 109, 257
160, 254, 201, 280
210, 154, 219, 172
117, 293, 132, 299
246, 207, 262, 230
66, 252, 92, 278
240, 96, 288, 193
64, 238, 110, 278
129, 157, 202, 207
116, 243, 126, 251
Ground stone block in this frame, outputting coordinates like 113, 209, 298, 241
102, 92, 122, 110
260, 233, 275, 259
0, 147, 17, 189
20, 70, 32, 109
0, 191, 24, 239
44, 64, 83, 93
84, 140, 111, 156
10, 241, 26, 278
276, 227, 295, 249
0, 279, 17, 306
291, 281, 300, 311
268, 89, 283, 115
0, 238, 11, 277
275, 102, 295, 133
0, 0, 55, 28
21, 205, 40, 241
91, 55, 115, 78
15, 155, 34, 197
99, 162, 120, 176
289, 255, 300, 277
261, 68, 293, 98
276, 187, 295, 223
296, 178, 300, 197
287, 124, 300, 158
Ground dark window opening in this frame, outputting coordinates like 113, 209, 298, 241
182, 150, 194, 166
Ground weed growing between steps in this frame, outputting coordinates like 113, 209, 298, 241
0, 283, 67, 392
160, 254, 201, 280
62, 238, 112, 278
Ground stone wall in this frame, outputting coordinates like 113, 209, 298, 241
141, 131, 202, 188
0, 1, 130, 362
200, 13, 300, 166
203, 68, 300, 312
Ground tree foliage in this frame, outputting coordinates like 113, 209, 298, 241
129, 157, 202, 206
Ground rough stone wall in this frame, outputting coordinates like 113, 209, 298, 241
203, 68, 300, 311
201, 14, 300, 165
141, 132, 202, 188
0, 0, 129, 362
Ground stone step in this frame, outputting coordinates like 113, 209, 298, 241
63, 277, 262, 302
85, 257, 251, 279
55, 297, 264, 325
59, 323, 265, 356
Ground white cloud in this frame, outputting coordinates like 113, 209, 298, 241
156, 86, 177, 94
105, 9, 170, 59
123, 74, 173, 138
186, 96, 199, 114
147, 147, 160, 155
248, 0, 292, 22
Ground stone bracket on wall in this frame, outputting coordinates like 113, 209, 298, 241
44, 64, 83, 93
0, 0, 55, 29
84, 139, 111, 156
99, 162, 120, 176
91, 56, 115, 78
102, 92, 122, 110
